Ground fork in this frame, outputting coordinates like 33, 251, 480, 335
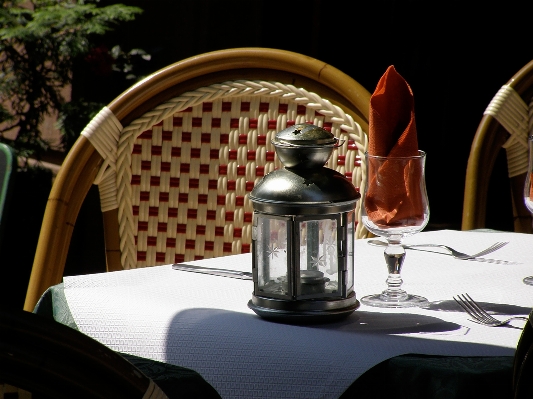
404, 241, 508, 260
453, 293, 529, 327
368, 240, 508, 260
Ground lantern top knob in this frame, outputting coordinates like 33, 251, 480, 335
274, 123, 337, 146
272, 124, 343, 169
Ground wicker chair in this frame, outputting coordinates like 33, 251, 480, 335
462, 59, 533, 233
0, 308, 169, 399
24, 47, 371, 311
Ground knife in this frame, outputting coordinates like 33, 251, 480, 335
172, 263, 253, 280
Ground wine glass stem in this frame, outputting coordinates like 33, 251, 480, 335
382, 243, 408, 299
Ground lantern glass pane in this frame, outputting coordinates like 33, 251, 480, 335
255, 215, 289, 296
347, 211, 354, 290
299, 218, 338, 295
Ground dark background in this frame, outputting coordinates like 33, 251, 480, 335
5, 0, 533, 308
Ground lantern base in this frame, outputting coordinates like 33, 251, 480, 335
248, 292, 360, 323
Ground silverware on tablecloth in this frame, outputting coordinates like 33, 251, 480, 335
453, 293, 529, 327
172, 263, 253, 280
367, 240, 512, 262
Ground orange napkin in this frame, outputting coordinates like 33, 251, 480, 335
365, 65, 425, 227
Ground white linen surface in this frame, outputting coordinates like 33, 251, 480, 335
63, 230, 533, 399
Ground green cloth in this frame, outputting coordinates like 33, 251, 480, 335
341, 354, 513, 398
34, 283, 78, 329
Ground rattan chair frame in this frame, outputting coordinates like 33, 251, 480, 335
24, 48, 371, 311
462, 59, 533, 233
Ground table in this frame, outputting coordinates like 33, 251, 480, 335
34, 230, 533, 398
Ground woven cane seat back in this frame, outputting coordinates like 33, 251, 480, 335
95, 81, 368, 269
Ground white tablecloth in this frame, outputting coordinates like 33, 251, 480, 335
63, 230, 533, 399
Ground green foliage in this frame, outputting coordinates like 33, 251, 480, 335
56, 98, 102, 152
58, 44, 150, 151
0, 0, 144, 161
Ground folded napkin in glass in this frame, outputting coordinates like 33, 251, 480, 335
366, 65, 425, 226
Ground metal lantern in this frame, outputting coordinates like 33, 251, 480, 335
248, 124, 361, 322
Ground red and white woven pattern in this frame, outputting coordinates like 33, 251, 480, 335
83, 81, 368, 269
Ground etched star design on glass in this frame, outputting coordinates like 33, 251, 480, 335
311, 254, 326, 269
266, 243, 279, 259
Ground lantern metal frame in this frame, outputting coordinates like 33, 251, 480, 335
247, 123, 360, 322
248, 208, 359, 321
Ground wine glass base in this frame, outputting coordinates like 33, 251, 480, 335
360, 293, 429, 308
523, 276, 533, 286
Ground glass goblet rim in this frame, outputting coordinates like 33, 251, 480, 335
364, 150, 426, 161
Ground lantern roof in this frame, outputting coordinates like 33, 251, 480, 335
249, 167, 360, 215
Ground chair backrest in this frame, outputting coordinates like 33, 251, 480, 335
462, 60, 533, 233
24, 48, 370, 311
0, 308, 168, 399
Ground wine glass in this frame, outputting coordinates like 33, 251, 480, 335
361, 151, 430, 308
523, 135, 533, 285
